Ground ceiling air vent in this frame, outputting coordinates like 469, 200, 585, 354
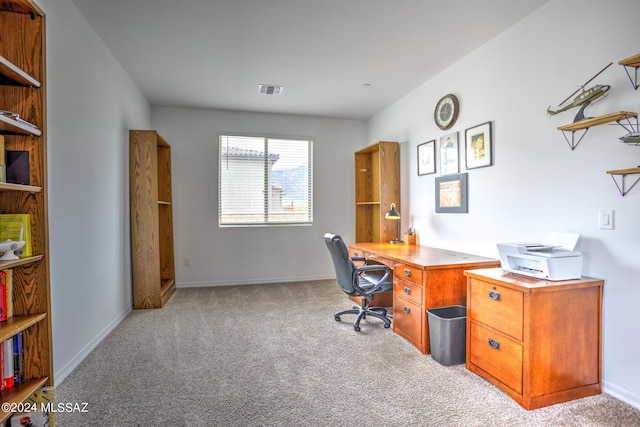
259, 84, 284, 95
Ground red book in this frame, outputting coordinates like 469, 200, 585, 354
0, 270, 6, 322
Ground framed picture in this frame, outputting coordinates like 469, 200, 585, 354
417, 140, 436, 176
439, 131, 459, 175
435, 173, 468, 213
465, 121, 492, 169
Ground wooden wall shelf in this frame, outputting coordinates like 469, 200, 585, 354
619, 53, 640, 90
557, 111, 638, 150
606, 167, 640, 196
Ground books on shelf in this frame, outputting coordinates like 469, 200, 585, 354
0, 214, 32, 257
5, 150, 30, 185
8, 409, 46, 427
0, 333, 24, 392
0, 269, 12, 321
8, 386, 54, 426
0, 135, 5, 183
13, 331, 23, 385
2, 337, 13, 389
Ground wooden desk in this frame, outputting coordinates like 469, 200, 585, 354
348, 242, 500, 354
464, 268, 604, 409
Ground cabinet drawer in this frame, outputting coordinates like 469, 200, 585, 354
469, 278, 523, 341
393, 296, 422, 345
394, 263, 423, 285
469, 321, 523, 394
394, 278, 422, 306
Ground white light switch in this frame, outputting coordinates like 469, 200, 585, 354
598, 209, 614, 230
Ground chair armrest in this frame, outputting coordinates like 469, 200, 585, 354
355, 264, 391, 295
357, 264, 389, 273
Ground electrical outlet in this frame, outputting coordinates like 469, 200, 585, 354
184, 256, 191, 267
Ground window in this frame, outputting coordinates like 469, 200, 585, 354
219, 134, 313, 226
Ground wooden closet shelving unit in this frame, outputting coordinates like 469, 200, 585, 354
129, 130, 176, 309
0, 0, 53, 422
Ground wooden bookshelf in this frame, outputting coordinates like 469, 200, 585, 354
129, 130, 176, 309
0, 0, 52, 423
355, 141, 400, 243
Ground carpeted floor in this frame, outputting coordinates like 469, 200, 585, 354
54, 280, 640, 426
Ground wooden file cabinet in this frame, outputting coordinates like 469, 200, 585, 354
465, 268, 604, 410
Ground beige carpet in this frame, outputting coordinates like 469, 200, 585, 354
55, 280, 640, 426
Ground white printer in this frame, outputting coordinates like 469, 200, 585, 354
497, 233, 583, 281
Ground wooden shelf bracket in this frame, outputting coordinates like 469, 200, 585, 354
560, 128, 588, 151
606, 168, 640, 196
619, 53, 640, 90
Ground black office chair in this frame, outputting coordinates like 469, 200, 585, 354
323, 233, 392, 331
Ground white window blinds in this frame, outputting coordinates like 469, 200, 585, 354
219, 135, 313, 226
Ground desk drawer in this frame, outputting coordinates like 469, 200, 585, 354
393, 295, 422, 346
349, 247, 394, 269
469, 321, 523, 394
395, 263, 423, 285
469, 278, 523, 341
394, 278, 422, 306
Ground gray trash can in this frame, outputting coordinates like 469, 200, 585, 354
427, 305, 467, 366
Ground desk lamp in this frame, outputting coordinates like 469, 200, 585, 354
385, 203, 403, 244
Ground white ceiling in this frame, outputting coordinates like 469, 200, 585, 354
71, 0, 550, 120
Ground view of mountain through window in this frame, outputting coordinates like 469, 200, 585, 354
219, 135, 313, 226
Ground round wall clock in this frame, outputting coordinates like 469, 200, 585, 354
434, 94, 459, 130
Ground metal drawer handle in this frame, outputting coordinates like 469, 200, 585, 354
404, 306, 411, 314
403, 287, 411, 295
488, 290, 501, 301
488, 338, 500, 350
404, 268, 412, 277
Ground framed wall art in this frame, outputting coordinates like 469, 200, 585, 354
465, 121, 492, 169
439, 131, 459, 175
417, 140, 436, 176
435, 173, 468, 213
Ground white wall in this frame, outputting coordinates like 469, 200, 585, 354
151, 107, 366, 286
39, 0, 151, 382
367, 0, 640, 409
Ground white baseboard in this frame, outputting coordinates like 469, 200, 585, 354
54, 305, 131, 385
604, 381, 640, 410
177, 275, 335, 288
